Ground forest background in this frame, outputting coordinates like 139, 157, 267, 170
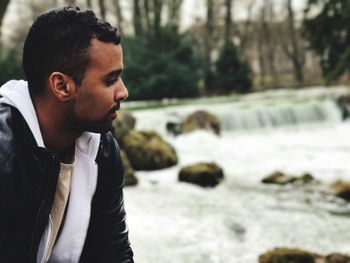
0, 0, 349, 100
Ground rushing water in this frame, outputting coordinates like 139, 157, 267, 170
123, 87, 350, 263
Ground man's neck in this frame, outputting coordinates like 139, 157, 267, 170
33, 96, 81, 154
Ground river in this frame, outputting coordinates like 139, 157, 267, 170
123, 87, 350, 263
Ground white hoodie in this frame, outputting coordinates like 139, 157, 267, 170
0, 80, 101, 263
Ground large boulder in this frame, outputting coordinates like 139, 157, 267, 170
336, 95, 350, 120
179, 162, 224, 187
123, 130, 178, 171
120, 150, 138, 186
166, 112, 182, 136
262, 171, 296, 185
181, 110, 221, 135
112, 110, 136, 145
262, 171, 315, 185
259, 248, 317, 263
330, 180, 350, 201
325, 253, 350, 263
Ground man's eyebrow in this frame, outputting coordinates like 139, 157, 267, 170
105, 69, 123, 79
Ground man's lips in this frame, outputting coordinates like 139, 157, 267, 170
109, 104, 120, 118
109, 104, 120, 114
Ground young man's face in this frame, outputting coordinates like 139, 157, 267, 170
71, 38, 128, 133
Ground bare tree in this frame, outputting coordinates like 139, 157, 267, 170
235, 0, 254, 55
167, 0, 182, 32
282, 0, 305, 84
153, 0, 163, 36
0, 0, 10, 38
115, 0, 124, 35
86, 0, 92, 8
133, 0, 143, 35
204, 0, 214, 89
64, 0, 76, 5
144, 0, 151, 32
98, 0, 106, 20
260, 0, 279, 87
224, 0, 232, 45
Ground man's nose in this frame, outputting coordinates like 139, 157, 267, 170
115, 78, 128, 101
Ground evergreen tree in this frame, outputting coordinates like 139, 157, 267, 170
214, 41, 252, 93
122, 30, 199, 100
0, 48, 25, 86
303, 0, 350, 84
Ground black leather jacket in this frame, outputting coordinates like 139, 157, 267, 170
0, 104, 133, 262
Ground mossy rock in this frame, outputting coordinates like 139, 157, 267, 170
179, 162, 224, 187
112, 110, 136, 145
330, 180, 350, 201
123, 130, 178, 171
259, 248, 316, 263
262, 171, 297, 185
181, 110, 221, 135
336, 95, 350, 120
325, 253, 350, 263
262, 171, 315, 185
298, 173, 315, 184
120, 150, 138, 186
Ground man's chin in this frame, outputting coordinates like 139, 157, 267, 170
88, 123, 113, 133
75, 119, 114, 134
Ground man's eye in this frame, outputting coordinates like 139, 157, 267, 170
106, 78, 119, 86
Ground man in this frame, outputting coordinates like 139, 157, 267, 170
0, 7, 133, 263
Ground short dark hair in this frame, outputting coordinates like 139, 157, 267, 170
23, 6, 121, 96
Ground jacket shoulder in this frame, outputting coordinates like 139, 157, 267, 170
96, 131, 124, 186
97, 131, 121, 159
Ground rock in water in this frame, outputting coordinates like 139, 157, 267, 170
325, 253, 350, 263
179, 162, 224, 187
262, 171, 296, 185
123, 130, 178, 171
259, 248, 317, 263
120, 150, 138, 186
181, 110, 221, 135
112, 110, 136, 145
262, 171, 315, 185
330, 180, 350, 201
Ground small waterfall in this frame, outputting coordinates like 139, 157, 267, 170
132, 94, 344, 134
216, 99, 342, 131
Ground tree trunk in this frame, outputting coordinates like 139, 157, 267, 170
133, 0, 143, 36
286, 0, 304, 84
238, 1, 254, 55
153, 0, 162, 36
115, 0, 124, 35
0, 0, 10, 37
64, 0, 76, 6
204, 0, 214, 90
224, 0, 233, 45
144, 0, 151, 33
262, 0, 279, 87
167, 0, 182, 32
86, 0, 92, 8
256, 17, 266, 87
99, 0, 106, 20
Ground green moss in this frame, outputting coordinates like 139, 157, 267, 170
259, 248, 317, 263
123, 130, 178, 171
179, 162, 224, 187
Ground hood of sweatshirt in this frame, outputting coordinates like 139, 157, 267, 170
0, 80, 101, 263
0, 80, 45, 147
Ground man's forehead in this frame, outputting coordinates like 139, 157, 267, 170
87, 39, 123, 68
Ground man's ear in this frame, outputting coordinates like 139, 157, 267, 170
48, 72, 76, 101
